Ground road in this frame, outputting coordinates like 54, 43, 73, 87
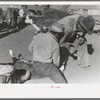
0, 24, 100, 84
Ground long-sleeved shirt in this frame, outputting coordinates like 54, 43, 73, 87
28, 32, 60, 67
55, 15, 81, 43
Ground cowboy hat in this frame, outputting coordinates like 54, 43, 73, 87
77, 15, 95, 34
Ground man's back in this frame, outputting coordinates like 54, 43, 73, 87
28, 32, 60, 66
57, 15, 80, 38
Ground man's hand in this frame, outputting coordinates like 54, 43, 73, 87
59, 64, 66, 72
60, 42, 70, 48
78, 37, 86, 45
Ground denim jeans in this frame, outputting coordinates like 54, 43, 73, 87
32, 62, 68, 83
14, 60, 68, 83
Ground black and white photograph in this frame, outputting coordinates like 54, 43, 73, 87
0, 1, 100, 98
0, 3, 100, 84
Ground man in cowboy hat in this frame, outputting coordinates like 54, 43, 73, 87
28, 22, 67, 83
50, 14, 95, 69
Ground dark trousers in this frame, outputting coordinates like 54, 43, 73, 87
32, 62, 68, 83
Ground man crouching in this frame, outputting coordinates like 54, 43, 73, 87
28, 22, 68, 83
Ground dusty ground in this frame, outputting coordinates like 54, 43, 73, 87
0, 23, 100, 84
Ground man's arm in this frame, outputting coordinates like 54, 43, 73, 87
59, 25, 72, 44
59, 32, 68, 44
52, 44, 60, 67
60, 42, 70, 48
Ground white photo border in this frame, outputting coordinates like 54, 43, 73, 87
0, 1, 100, 98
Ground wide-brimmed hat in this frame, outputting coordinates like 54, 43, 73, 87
78, 15, 95, 34
50, 22, 64, 33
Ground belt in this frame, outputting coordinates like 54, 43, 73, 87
34, 61, 51, 64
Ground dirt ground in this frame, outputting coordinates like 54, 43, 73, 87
0, 23, 100, 84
